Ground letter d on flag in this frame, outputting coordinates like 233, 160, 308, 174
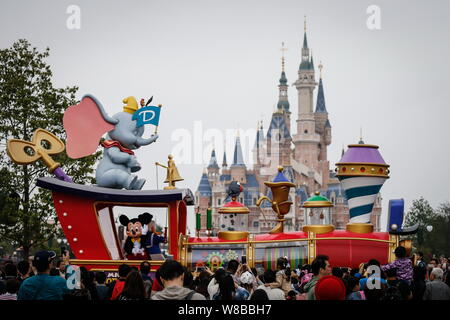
132, 106, 161, 128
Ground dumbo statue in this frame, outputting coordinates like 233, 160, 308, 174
63, 94, 158, 190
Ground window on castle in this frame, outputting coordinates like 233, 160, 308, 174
304, 130, 308, 134
253, 221, 259, 228
253, 198, 257, 205
218, 199, 221, 206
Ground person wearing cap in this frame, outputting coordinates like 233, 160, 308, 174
304, 255, 331, 300
315, 275, 346, 300
18, 251, 69, 300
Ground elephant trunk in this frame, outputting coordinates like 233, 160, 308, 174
136, 136, 156, 147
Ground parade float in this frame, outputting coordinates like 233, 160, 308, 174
6, 94, 418, 273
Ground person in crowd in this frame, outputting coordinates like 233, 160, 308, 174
346, 276, 365, 300
385, 268, 400, 287
54, 260, 66, 279
151, 268, 164, 297
194, 270, 212, 299
397, 280, 412, 300
415, 252, 427, 269
364, 282, 387, 301
207, 268, 226, 298
286, 290, 298, 300
359, 259, 386, 290
212, 273, 249, 301
380, 286, 402, 301
423, 268, 450, 300
314, 275, 346, 300
151, 260, 205, 300
255, 270, 285, 300
140, 261, 153, 298
304, 255, 331, 300
298, 264, 313, 293
110, 263, 131, 300
0, 279, 20, 300
239, 270, 256, 296
95, 271, 110, 300
226, 259, 239, 283
18, 251, 69, 300
332, 267, 343, 278
249, 288, 269, 301
265, 257, 293, 296
291, 277, 301, 293
80, 268, 99, 300
4, 263, 17, 281
49, 268, 60, 276
251, 267, 264, 287
382, 246, 413, 283
411, 265, 427, 300
16, 260, 32, 285
117, 271, 147, 300
183, 267, 195, 290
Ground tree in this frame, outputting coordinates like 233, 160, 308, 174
426, 202, 450, 256
0, 39, 101, 258
404, 197, 436, 252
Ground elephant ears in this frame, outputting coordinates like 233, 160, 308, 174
64, 94, 119, 159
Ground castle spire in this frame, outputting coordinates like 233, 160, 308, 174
222, 148, 227, 168
315, 64, 327, 113
277, 43, 290, 115
231, 135, 245, 167
303, 15, 308, 48
207, 148, 219, 169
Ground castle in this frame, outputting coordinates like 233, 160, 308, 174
195, 24, 382, 234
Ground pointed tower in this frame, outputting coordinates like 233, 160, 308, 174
278, 42, 291, 134
292, 17, 321, 171
314, 62, 332, 162
222, 149, 228, 169
207, 148, 220, 190
253, 121, 265, 170
230, 133, 247, 184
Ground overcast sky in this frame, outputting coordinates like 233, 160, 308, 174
1, 0, 449, 233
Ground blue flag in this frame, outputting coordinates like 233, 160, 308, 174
132, 106, 161, 128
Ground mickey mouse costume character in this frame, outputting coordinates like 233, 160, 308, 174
119, 212, 152, 260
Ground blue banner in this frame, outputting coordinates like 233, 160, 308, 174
132, 106, 161, 128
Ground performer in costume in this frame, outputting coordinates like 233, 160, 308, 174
145, 221, 167, 257
119, 212, 152, 260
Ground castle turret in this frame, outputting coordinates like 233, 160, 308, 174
292, 17, 321, 171
230, 134, 247, 184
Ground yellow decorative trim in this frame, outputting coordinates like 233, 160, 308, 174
218, 206, 250, 214
346, 223, 374, 234
335, 163, 390, 178
264, 181, 296, 188
307, 231, 316, 264
185, 237, 395, 246
302, 225, 335, 234
218, 231, 249, 241
247, 234, 255, 268
302, 201, 333, 208
69, 259, 165, 265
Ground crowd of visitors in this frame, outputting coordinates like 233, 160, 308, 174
1, 246, 449, 300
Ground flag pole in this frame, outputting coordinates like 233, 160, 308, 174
155, 104, 162, 134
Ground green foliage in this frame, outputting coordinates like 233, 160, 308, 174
0, 39, 101, 257
405, 198, 450, 257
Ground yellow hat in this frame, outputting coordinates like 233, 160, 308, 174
122, 96, 139, 114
